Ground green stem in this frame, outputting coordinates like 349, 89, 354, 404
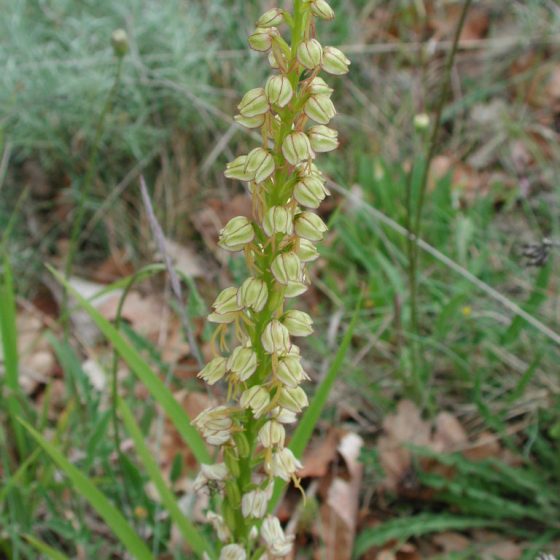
406, 0, 472, 402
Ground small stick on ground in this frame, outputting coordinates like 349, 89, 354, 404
139, 175, 204, 369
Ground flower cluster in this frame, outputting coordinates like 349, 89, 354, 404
192, 1, 349, 557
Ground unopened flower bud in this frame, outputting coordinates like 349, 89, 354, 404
248, 27, 278, 52
194, 408, 230, 431
282, 310, 313, 336
282, 132, 314, 166
242, 488, 270, 518
269, 448, 303, 481
310, 0, 335, 20
238, 88, 269, 118
227, 346, 257, 381
271, 252, 302, 285
111, 29, 129, 57
207, 511, 231, 542
238, 277, 268, 312
414, 112, 430, 131
272, 406, 298, 424
322, 46, 350, 75
261, 516, 294, 556
244, 147, 275, 183
265, 75, 293, 108
193, 462, 229, 492
297, 38, 323, 69
308, 76, 333, 96
198, 356, 227, 385
263, 206, 294, 237
294, 174, 328, 208
258, 420, 286, 448
213, 287, 242, 314
296, 238, 320, 262
304, 94, 336, 124
220, 543, 247, 560
225, 155, 254, 181
284, 280, 308, 298
207, 310, 238, 324
278, 386, 308, 412
234, 113, 266, 129
257, 8, 284, 28
219, 216, 255, 251
276, 355, 307, 387
307, 125, 339, 152
268, 50, 281, 69
261, 320, 291, 355
294, 211, 328, 241
240, 385, 270, 418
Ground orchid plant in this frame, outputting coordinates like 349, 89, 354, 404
192, 1, 349, 558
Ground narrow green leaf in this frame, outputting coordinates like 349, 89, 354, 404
269, 299, 361, 512
24, 535, 71, 560
353, 514, 496, 557
87, 264, 166, 302
48, 266, 211, 465
0, 448, 41, 504
19, 419, 154, 560
1, 250, 28, 457
118, 398, 216, 559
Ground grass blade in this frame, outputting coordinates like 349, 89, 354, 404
0, 448, 41, 504
24, 535, 71, 560
20, 419, 154, 560
0, 250, 28, 457
353, 514, 496, 557
48, 266, 211, 465
118, 397, 216, 559
269, 299, 361, 512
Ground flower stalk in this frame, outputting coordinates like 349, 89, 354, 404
193, 2, 349, 557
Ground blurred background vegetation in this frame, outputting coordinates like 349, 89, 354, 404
1, 0, 560, 558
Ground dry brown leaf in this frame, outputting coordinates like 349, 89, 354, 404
432, 412, 468, 452
299, 429, 340, 479
90, 249, 135, 283
98, 291, 165, 340
14, 311, 56, 395
463, 431, 501, 461
546, 65, 560, 111
378, 400, 430, 492
432, 531, 470, 553
481, 541, 522, 560
460, 8, 490, 42
163, 238, 204, 279
430, 5, 490, 41
315, 432, 364, 560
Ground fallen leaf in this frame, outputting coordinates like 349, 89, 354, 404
432, 412, 468, 452
98, 291, 166, 340
299, 428, 340, 479
378, 400, 431, 492
163, 238, 204, 279
481, 540, 522, 560
315, 432, 364, 560
463, 431, 501, 461
432, 531, 470, 553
